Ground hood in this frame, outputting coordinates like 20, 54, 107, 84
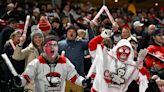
112, 39, 134, 64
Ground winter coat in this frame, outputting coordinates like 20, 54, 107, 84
12, 43, 41, 67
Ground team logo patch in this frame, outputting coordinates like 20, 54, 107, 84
45, 72, 62, 91
110, 67, 126, 85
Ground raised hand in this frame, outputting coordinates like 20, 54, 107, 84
137, 49, 148, 61
137, 49, 148, 67
19, 35, 26, 46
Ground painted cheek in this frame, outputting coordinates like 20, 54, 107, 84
116, 52, 130, 61
45, 47, 52, 56
116, 53, 121, 60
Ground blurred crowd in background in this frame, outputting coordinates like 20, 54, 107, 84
0, 0, 163, 92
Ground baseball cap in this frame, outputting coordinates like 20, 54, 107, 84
133, 21, 144, 28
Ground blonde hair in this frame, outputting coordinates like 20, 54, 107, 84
77, 29, 86, 37
10, 29, 22, 39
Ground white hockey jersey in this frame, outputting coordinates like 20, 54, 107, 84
89, 39, 149, 92
20, 55, 84, 92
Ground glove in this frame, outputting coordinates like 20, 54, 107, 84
13, 75, 22, 87
19, 35, 26, 46
137, 49, 148, 67
137, 49, 148, 61
100, 29, 113, 38
82, 77, 92, 89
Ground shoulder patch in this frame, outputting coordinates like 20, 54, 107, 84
37, 56, 46, 64
147, 45, 157, 52
58, 56, 66, 64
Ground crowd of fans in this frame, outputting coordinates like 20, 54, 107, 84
0, 1, 163, 92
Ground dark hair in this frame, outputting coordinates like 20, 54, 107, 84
8, 18, 17, 24
153, 29, 163, 36
66, 25, 77, 30
52, 17, 60, 23
44, 35, 59, 45
66, 25, 77, 36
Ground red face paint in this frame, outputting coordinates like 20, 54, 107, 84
44, 41, 58, 61
116, 45, 130, 62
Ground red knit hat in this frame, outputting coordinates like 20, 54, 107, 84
38, 16, 51, 32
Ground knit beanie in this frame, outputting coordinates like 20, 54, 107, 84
31, 25, 44, 40
38, 16, 52, 32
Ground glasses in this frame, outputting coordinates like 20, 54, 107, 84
46, 43, 58, 47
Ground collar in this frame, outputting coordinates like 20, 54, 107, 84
41, 53, 60, 64
66, 39, 76, 42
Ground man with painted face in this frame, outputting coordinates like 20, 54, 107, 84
13, 35, 91, 92
89, 29, 150, 92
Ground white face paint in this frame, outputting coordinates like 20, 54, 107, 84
52, 46, 58, 58
116, 45, 130, 62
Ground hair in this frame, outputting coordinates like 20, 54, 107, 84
121, 27, 131, 34
77, 29, 86, 36
66, 25, 77, 37
8, 18, 17, 24
44, 35, 59, 45
10, 30, 22, 39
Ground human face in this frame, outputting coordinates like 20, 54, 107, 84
13, 33, 21, 44
52, 22, 60, 29
33, 11, 40, 17
44, 41, 58, 61
47, 4, 53, 11
116, 45, 130, 62
79, 32, 86, 38
121, 28, 130, 39
130, 41, 138, 50
136, 26, 143, 32
33, 35, 44, 47
13, 23, 18, 29
64, 5, 70, 12
154, 35, 164, 45
67, 29, 77, 40
114, 34, 121, 43
148, 25, 155, 34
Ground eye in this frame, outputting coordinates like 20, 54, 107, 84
118, 48, 123, 52
125, 49, 130, 53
